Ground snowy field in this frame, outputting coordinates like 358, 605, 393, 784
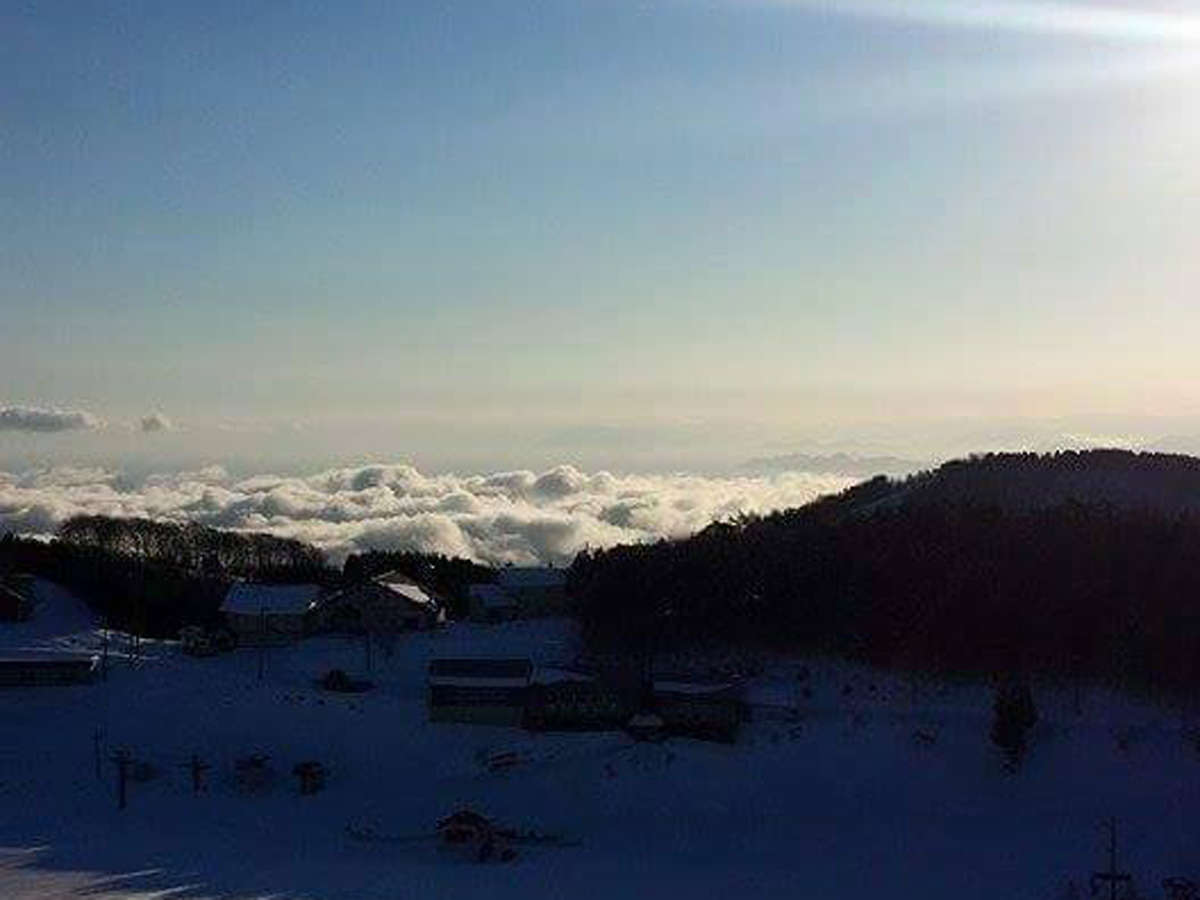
1, 579, 1197, 899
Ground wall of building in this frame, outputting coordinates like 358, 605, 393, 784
0, 660, 97, 686
225, 612, 305, 645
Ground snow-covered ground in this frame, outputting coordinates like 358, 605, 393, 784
1, 579, 1197, 899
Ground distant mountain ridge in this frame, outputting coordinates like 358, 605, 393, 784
741, 452, 926, 478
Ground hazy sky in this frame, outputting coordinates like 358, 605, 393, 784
4, 0, 1200, 471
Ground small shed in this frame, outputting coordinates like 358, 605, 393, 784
467, 584, 519, 624
0, 652, 99, 687
316, 573, 441, 634
428, 658, 533, 726
220, 583, 322, 646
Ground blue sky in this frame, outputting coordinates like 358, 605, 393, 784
4, 0, 1200, 471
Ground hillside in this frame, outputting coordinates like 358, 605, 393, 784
572, 450, 1200, 694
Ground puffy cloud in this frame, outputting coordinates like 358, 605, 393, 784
0, 462, 855, 566
139, 413, 173, 433
0, 405, 102, 433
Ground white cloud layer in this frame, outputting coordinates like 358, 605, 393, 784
0, 462, 854, 566
0, 406, 103, 433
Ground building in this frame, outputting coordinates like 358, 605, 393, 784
495, 567, 568, 616
220, 582, 322, 646
467, 584, 519, 624
0, 582, 33, 622
315, 572, 442, 634
524, 676, 632, 731
0, 652, 99, 687
652, 679, 745, 743
526, 673, 744, 742
427, 658, 533, 725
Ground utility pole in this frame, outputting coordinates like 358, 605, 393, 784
110, 749, 132, 811
180, 753, 209, 796
128, 592, 142, 668
1089, 818, 1132, 900
92, 726, 105, 781
257, 606, 266, 682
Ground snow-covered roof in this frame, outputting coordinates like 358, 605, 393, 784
221, 583, 322, 616
379, 580, 436, 608
653, 680, 739, 696
533, 666, 592, 685
496, 567, 566, 589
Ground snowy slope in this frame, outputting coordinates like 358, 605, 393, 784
1, 580, 1197, 899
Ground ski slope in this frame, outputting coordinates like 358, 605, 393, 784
1, 579, 1197, 899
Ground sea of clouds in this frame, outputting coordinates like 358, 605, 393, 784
0, 463, 856, 566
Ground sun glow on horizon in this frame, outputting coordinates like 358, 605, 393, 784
765, 0, 1200, 43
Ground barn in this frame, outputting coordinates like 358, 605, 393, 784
315, 572, 442, 634
0, 652, 99, 687
220, 582, 323, 646
526, 673, 745, 741
428, 658, 533, 726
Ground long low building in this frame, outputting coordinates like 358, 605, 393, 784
428, 658, 533, 726
0, 652, 100, 687
220, 582, 323, 646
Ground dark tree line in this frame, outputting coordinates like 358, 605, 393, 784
0, 515, 500, 636
342, 550, 495, 619
58, 515, 324, 576
571, 452, 1200, 698
1, 516, 331, 637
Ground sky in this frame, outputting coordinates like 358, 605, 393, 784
4, 0, 1200, 480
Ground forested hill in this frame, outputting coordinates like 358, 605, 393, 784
796, 449, 1200, 521
891, 449, 1200, 513
570, 450, 1200, 695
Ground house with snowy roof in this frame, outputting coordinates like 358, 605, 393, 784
314, 571, 443, 634
220, 582, 323, 646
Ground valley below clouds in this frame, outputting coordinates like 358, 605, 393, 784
0, 463, 855, 565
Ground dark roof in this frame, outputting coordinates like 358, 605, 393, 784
428, 658, 532, 679
221, 583, 322, 615
437, 809, 493, 830
0, 652, 98, 667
